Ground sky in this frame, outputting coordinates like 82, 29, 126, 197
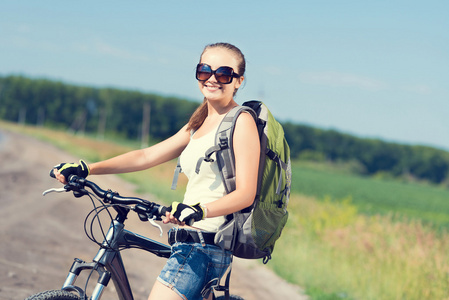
1, 1, 448, 151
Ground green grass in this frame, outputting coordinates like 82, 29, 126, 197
273, 194, 449, 300
292, 162, 449, 229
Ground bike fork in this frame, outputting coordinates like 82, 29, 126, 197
62, 258, 111, 300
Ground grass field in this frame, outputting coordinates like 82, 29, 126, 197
272, 193, 449, 299
292, 161, 449, 230
2, 121, 449, 299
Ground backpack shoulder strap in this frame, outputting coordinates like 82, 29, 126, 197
171, 129, 194, 190
171, 157, 182, 190
196, 105, 257, 193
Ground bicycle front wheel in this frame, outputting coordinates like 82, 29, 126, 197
25, 290, 81, 300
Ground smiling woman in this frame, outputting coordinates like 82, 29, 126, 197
187, 43, 246, 133
50, 42, 261, 300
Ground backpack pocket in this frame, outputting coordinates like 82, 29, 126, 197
252, 202, 289, 253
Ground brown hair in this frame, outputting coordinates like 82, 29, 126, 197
187, 43, 246, 132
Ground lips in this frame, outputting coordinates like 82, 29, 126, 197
205, 84, 221, 91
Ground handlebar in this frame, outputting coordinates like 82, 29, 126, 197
47, 174, 169, 220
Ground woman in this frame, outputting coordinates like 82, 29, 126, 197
53, 42, 260, 300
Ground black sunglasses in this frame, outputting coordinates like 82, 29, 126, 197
196, 63, 241, 84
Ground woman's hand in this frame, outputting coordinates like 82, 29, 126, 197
163, 211, 185, 226
51, 160, 90, 184
163, 202, 205, 226
53, 168, 67, 184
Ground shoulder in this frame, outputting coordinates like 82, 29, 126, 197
232, 109, 260, 162
233, 110, 258, 140
235, 110, 256, 128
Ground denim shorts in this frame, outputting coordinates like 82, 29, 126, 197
157, 230, 232, 300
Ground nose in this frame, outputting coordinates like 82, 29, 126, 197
206, 73, 218, 83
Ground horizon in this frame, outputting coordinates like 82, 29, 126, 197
2, 72, 448, 153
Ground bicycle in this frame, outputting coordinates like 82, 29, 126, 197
25, 175, 243, 300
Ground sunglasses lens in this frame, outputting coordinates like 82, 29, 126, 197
215, 67, 234, 84
196, 64, 212, 81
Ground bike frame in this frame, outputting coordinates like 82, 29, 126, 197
61, 207, 171, 300
39, 176, 233, 300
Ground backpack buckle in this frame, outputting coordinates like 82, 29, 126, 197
219, 137, 229, 149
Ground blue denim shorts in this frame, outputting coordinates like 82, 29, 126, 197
157, 229, 232, 300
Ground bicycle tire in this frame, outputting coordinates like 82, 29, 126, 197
216, 295, 245, 300
25, 290, 81, 300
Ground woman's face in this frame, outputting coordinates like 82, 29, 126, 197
198, 47, 244, 102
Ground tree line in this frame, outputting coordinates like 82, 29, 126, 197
0, 75, 197, 142
1, 75, 448, 185
283, 123, 449, 184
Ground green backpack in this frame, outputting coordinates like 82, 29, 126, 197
173, 100, 291, 263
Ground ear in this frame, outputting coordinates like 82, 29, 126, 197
234, 75, 244, 89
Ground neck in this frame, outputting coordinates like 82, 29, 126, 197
206, 99, 238, 117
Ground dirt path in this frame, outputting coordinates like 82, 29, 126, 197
0, 129, 307, 300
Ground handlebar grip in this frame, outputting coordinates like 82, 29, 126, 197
159, 205, 171, 216
158, 206, 195, 225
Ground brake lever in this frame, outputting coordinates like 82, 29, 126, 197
42, 187, 68, 196
149, 216, 163, 237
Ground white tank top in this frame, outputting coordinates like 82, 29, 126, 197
179, 125, 226, 232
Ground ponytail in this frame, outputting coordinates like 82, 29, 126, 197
187, 98, 208, 132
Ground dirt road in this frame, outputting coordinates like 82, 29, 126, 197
0, 129, 307, 300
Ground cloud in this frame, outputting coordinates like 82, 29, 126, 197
298, 71, 433, 95
298, 71, 387, 91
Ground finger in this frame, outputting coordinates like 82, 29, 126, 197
163, 212, 172, 224
54, 170, 67, 184
165, 213, 178, 225
166, 219, 176, 225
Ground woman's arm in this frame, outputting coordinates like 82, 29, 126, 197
89, 124, 190, 175
54, 125, 190, 184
